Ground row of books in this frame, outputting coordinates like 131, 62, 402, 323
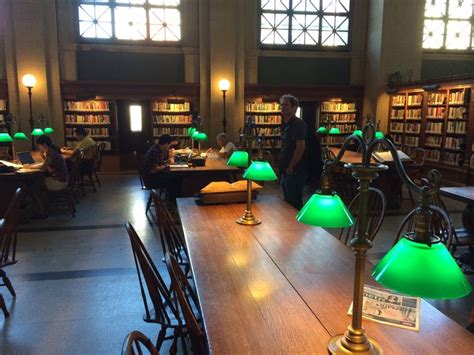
245, 102, 280, 112
332, 123, 358, 133
426, 122, 443, 133
253, 115, 281, 124
153, 127, 189, 136
65, 114, 110, 124
448, 107, 467, 118
152, 102, 190, 112
392, 95, 406, 106
389, 122, 403, 132
426, 149, 441, 161
65, 127, 109, 137
446, 121, 467, 134
66, 140, 112, 151
425, 136, 442, 147
326, 136, 346, 144
391, 134, 403, 145
65, 100, 109, 111
405, 123, 420, 133
405, 136, 419, 146
321, 102, 356, 111
390, 109, 404, 119
445, 152, 462, 165
427, 107, 445, 118
327, 113, 356, 122
0, 100, 6, 111
153, 115, 192, 124
407, 95, 423, 106
258, 127, 281, 136
406, 109, 422, 119
427, 93, 446, 105
445, 137, 465, 150
449, 90, 468, 104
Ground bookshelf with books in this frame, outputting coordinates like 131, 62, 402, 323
319, 101, 358, 146
63, 100, 116, 152
0, 99, 7, 131
244, 101, 282, 149
387, 77, 474, 183
151, 100, 193, 147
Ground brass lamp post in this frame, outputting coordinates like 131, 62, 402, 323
22, 74, 37, 150
297, 123, 471, 354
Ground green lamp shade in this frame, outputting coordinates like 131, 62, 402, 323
31, 128, 45, 136
192, 131, 200, 139
243, 161, 277, 181
44, 127, 54, 134
372, 237, 472, 299
297, 193, 354, 228
316, 126, 328, 134
187, 127, 196, 137
194, 132, 207, 141
227, 151, 249, 168
375, 131, 384, 139
353, 129, 363, 137
13, 132, 29, 141
329, 127, 340, 135
0, 132, 13, 143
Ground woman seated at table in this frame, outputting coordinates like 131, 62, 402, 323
207, 133, 237, 158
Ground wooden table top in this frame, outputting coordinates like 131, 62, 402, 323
440, 186, 474, 204
178, 195, 474, 354
330, 147, 375, 164
169, 157, 239, 174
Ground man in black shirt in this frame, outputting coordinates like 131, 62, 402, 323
278, 94, 307, 210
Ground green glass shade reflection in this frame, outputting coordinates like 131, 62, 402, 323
187, 127, 196, 137
297, 193, 354, 228
243, 161, 277, 181
0, 132, 13, 143
316, 126, 328, 134
192, 131, 200, 139
372, 237, 472, 299
375, 131, 384, 139
194, 132, 207, 141
43, 127, 54, 134
329, 127, 340, 135
227, 151, 249, 168
31, 128, 45, 136
13, 132, 29, 141
353, 130, 363, 137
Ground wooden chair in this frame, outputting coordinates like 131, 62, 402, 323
125, 222, 183, 353
393, 204, 453, 249
165, 253, 207, 355
338, 188, 386, 245
122, 331, 159, 355
152, 190, 189, 274
404, 148, 427, 205
93, 142, 105, 188
0, 292, 8, 318
133, 151, 155, 214
0, 219, 12, 318
1, 188, 22, 299
80, 144, 99, 193
323, 148, 357, 203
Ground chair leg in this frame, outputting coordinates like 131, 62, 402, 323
145, 192, 153, 214
0, 293, 9, 318
0, 270, 15, 297
68, 193, 76, 218
155, 326, 167, 352
94, 171, 101, 188
88, 174, 96, 192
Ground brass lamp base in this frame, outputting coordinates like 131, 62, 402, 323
327, 332, 382, 355
236, 210, 261, 225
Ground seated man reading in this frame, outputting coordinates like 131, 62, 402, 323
62, 127, 96, 156
207, 132, 237, 158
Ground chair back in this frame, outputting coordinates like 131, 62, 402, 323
81, 144, 99, 174
133, 151, 147, 189
67, 150, 83, 191
1, 188, 22, 266
152, 190, 188, 267
394, 204, 453, 249
125, 222, 179, 325
122, 331, 159, 355
165, 253, 207, 355
94, 142, 106, 172
338, 187, 386, 245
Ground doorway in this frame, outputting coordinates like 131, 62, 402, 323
117, 100, 152, 170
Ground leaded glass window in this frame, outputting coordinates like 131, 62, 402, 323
78, 0, 181, 42
423, 0, 474, 50
260, 0, 351, 48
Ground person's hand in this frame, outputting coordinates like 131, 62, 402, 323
286, 166, 294, 175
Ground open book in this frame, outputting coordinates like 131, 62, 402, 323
200, 180, 262, 194
372, 150, 411, 163
0, 160, 23, 169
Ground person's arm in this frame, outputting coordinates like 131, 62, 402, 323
150, 163, 168, 174
286, 140, 305, 174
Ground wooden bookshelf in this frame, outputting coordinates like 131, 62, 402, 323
0, 99, 7, 131
244, 101, 282, 149
151, 100, 192, 147
387, 78, 474, 184
63, 99, 116, 152
320, 100, 358, 146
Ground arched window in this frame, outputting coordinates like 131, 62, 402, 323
77, 0, 181, 42
259, 0, 351, 48
423, 0, 473, 50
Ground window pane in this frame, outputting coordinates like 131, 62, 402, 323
115, 7, 147, 40
261, 0, 290, 11
448, 0, 472, 19
445, 20, 471, 49
260, 12, 289, 44
291, 14, 319, 45
322, 0, 350, 13
321, 15, 348, 46
293, 0, 319, 12
424, 0, 447, 18
423, 19, 445, 48
116, 0, 146, 4
78, 5, 112, 39
130, 105, 142, 132
150, 8, 181, 41
149, 0, 180, 5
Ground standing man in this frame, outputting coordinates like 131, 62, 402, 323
278, 94, 307, 210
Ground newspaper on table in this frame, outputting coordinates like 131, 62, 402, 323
348, 285, 420, 331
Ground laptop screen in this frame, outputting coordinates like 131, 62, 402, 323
16, 151, 35, 165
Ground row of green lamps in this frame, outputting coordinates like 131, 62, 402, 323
317, 126, 384, 140
227, 150, 277, 225
187, 127, 207, 155
0, 128, 53, 141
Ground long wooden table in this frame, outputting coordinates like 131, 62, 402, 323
177, 195, 474, 354
440, 186, 474, 204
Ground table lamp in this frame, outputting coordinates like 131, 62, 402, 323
194, 132, 207, 155
353, 129, 363, 137
31, 128, 44, 136
375, 131, 384, 139
316, 126, 328, 134
329, 127, 340, 135
44, 127, 54, 134
227, 150, 249, 168
14, 132, 28, 141
237, 161, 277, 225
0, 133, 14, 161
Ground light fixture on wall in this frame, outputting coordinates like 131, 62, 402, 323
218, 79, 230, 133
22, 74, 37, 150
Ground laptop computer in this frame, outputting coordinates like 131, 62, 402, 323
16, 151, 35, 165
